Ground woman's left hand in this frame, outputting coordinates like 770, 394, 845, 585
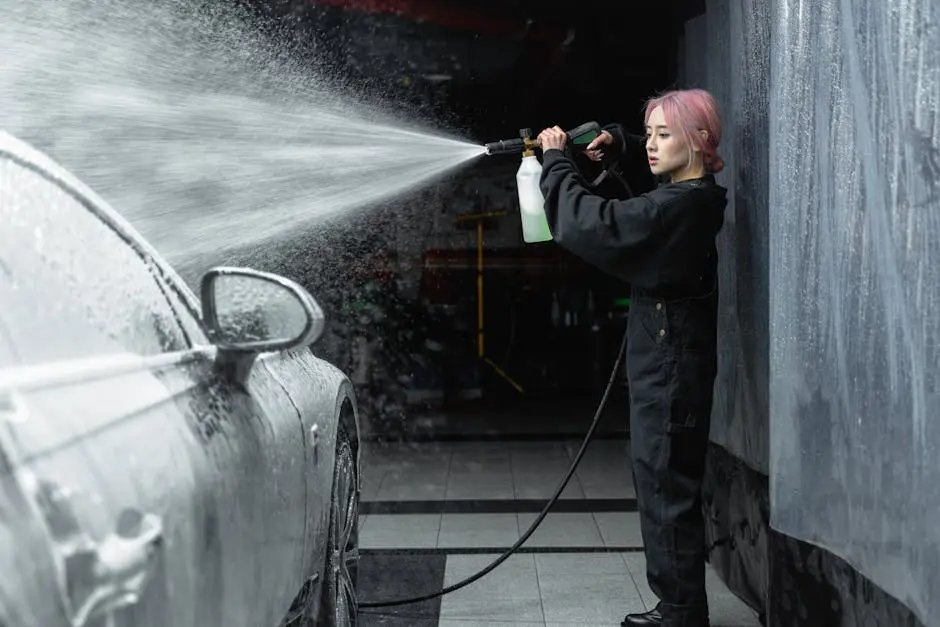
537, 126, 567, 152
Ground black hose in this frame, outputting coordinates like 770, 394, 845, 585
359, 323, 629, 610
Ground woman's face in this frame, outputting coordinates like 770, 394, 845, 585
645, 105, 697, 180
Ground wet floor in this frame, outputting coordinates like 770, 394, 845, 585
356, 437, 762, 626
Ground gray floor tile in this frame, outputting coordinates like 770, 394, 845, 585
516, 513, 603, 548
362, 441, 452, 466
592, 512, 644, 548
509, 440, 571, 453
563, 439, 630, 460
446, 472, 516, 500
438, 513, 522, 548
375, 450, 450, 470
359, 513, 441, 549
578, 480, 635, 500
448, 466, 515, 483
450, 442, 513, 465
440, 555, 544, 623
573, 457, 633, 484
443, 554, 540, 598
569, 446, 632, 471
513, 471, 585, 499
534, 552, 630, 576
449, 459, 514, 476
515, 458, 581, 478
373, 469, 448, 501
377, 459, 451, 478
373, 481, 447, 501
391, 457, 453, 476
438, 622, 545, 626
565, 443, 634, 500
621, 553, 657, 610
577, 471, 635, 499
439, 596, 545, 623
538, 571, 644, 624
511, 444, 574, 469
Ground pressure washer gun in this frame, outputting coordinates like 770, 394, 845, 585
483, 122, 631, 193
484, 121, 601, 158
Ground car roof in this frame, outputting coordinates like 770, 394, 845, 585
0, 129, 201, 308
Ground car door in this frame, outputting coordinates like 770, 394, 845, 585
0, 145, 307, 626
0, 150, 208, 627
149, 276, 312, 626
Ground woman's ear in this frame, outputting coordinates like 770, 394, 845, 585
699, 129, 709, 144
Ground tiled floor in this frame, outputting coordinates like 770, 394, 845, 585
356, 438, 763, 626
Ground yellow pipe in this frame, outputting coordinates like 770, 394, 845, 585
463, 210, 524, 393
484, 357, 524, 393
456, 210, 507, 222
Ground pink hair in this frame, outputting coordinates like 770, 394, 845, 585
644, 88, 724, 174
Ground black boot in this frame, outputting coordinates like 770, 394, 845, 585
622, 603, 662, 626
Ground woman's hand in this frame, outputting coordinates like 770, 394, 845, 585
584, 130, 614, 162
537, 126, 568, 152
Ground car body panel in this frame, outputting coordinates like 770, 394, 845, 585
263, 348, 360, 583
0, 356, 204, 627
0, 129, 359, 626
154, 352, 309, 626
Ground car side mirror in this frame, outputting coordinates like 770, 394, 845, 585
200, 267, 325, 353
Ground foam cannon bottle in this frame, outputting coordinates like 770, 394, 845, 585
484, 122, 602, 243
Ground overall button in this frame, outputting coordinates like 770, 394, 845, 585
659, 329, 666, 337
656, 302, 663, 310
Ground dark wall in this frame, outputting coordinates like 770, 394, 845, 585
680, 0, 771, 474
678, 1, 773, 619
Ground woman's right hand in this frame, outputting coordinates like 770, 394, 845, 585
584, 130, 614, 162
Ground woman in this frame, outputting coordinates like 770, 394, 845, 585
537, 88, 727, 627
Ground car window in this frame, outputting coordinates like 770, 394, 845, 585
0, 154, 189, 368
153, 269, 211, 346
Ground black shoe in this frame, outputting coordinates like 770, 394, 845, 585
622, 603, 662, 626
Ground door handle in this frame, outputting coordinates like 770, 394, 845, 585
89, 509, 164, 604
27, 475, 164, 627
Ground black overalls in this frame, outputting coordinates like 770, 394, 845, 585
539, 134, 727, 627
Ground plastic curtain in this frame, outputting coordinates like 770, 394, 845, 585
682, 0, 939, 623
769, 0, 939, 623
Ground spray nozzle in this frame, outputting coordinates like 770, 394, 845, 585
483, 127, 538, 156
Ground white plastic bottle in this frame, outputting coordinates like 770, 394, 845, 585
516, 152, 553, 243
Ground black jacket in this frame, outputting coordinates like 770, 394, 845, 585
538, 147, 727, 296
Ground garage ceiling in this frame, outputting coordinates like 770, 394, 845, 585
248, 0, 705, 139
